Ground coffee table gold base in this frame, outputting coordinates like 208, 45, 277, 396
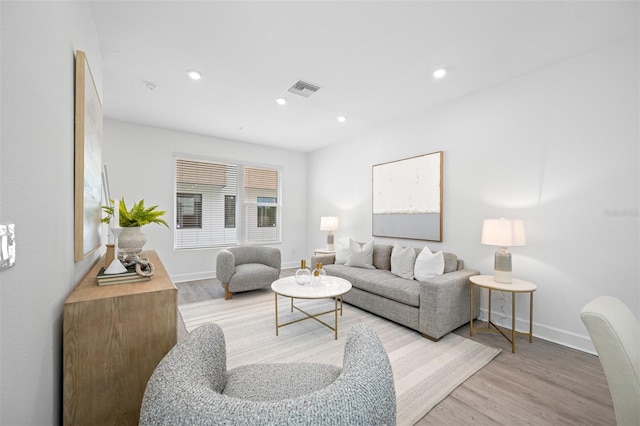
274, 294, 344, 340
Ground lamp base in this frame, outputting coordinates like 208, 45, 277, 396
494, 269, 512, 284
494, 247, 513, 284
326, 231, 335, 252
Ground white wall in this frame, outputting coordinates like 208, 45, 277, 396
0, 2, 103, 424
307, 36, 639, 353
103, 119, 309, 280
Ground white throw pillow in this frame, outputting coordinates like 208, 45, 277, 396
391, 244, 416, 279
414, 246, 445, 281
345, 239, 375, 269
334, 237, 350, 265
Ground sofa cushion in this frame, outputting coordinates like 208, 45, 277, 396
442, 252, 459, 273
414, 247, 445, 281
373, 244, 393, 270
390, 244, 416, 279
324, 265, 420, 307
345, 239, 375, 269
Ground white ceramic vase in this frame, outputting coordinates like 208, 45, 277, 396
118, 227, 147, 260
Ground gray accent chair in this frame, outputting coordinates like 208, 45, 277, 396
140, 322, 396, 425
580, 296, 640, 426
216, 246, 281, 300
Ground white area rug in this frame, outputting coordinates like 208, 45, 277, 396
179, 289, 501, 425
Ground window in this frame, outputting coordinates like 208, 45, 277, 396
224, 195, 236, 229
176, 193, 202, 229
174, 158, 281, 249
257, 197, 277, 227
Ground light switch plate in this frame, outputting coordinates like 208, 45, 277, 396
1, 224, 15, 270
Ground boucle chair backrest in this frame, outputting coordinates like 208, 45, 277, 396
581, 296, 640, 426
140, 323, 396, 425
226, 246, 281, 270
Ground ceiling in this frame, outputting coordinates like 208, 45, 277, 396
91, 1, 638, 153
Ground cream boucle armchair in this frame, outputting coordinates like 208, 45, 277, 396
139, 323, 396, 425
216, 246, 281, 300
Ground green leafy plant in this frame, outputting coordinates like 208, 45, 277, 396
101, 198, 169, 228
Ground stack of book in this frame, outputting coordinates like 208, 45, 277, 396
97, 264, 151, 286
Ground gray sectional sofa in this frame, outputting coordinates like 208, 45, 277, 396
312, 244, 480, 341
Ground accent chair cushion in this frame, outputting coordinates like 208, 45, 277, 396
223, 363, 342, 402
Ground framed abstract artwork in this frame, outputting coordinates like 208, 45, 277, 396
372, 151, 443, 241
74, 50, 103, 261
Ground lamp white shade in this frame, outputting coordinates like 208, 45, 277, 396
320, 216, 339, 231
481, 218, 526, 284
481, 218, 526, 247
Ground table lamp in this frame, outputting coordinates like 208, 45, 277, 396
320, 216, 339, 251
481, 218, 526, 283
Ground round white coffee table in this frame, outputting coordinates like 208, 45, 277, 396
271, 275, 352, 340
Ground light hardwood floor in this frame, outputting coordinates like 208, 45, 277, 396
175, 271, 615, 425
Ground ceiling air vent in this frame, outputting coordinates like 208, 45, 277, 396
287, 80, 321, 98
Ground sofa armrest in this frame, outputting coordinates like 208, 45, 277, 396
310, 253, 336, 267
216, 249, 236, 284
418, 268, 480, 340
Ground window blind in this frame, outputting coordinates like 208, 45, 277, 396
174, 159, 280, 249
175, 159, 239, 249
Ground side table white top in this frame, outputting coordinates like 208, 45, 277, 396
469, 275, 537, 292
271, 276, 351, 299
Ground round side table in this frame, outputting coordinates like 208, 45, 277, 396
469, 275, 537, 353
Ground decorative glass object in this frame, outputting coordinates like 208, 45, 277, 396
312, 262, 327, 284
295, 259, 312, 285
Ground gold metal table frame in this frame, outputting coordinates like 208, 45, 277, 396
469, 275, 537, 353
271, 276, 352, 340
274, 293, 345, 340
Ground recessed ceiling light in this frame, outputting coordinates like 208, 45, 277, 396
275, 97, 287, 105
187, 70, 202, 80
337, 116, 347, 123
433, 68, 447, 79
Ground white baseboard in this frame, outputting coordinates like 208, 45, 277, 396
172, 262, 298, 284
171, 271, 216, 283
479, 308, 596, 355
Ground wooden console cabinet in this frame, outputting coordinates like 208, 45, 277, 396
63, 250, 177, 425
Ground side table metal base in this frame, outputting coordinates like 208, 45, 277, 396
469, 277, 536, 353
